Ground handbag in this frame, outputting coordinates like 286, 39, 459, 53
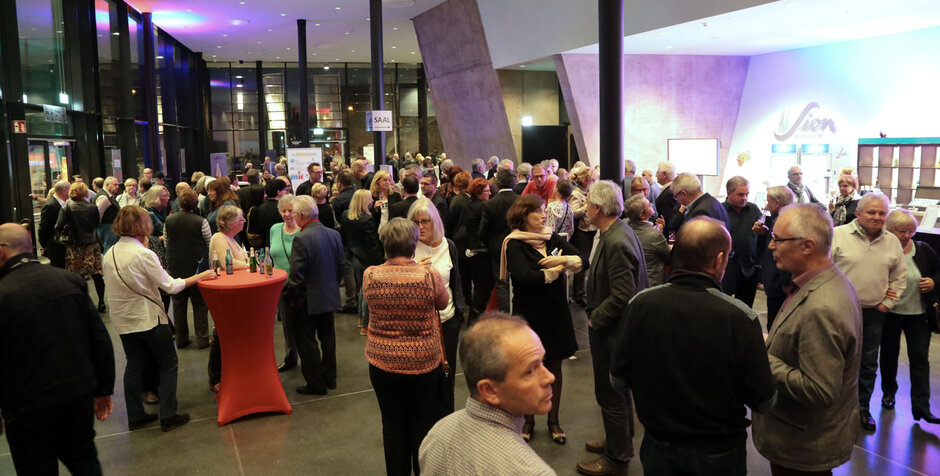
55, 203, 74, 245
428, 265, 454, 414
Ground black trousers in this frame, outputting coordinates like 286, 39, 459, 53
880, 312, 933, 414
589, 327, 635, 464
441, 315, 462, 413
570, 228, 595, 300
208, 328, 222, 386
296, 310, 337, 392
4, 394, 102, 476
457, 255, 472, 311
172, 285, 209, 347
468, 253, 493, 324
369, 365, 445, 476
119, 324, 179, 421
720, 264, 757, 307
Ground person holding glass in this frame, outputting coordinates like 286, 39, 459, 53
103, 205, 216, 431
270, 194, 301, 372
499, 194, 582, 444
408, 198, 464, 412
880, 209, 940, 424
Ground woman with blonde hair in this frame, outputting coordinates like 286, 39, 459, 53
341, 190, 385, 332
311, 182, 337, 230
569, 165, 598, 305
56, 181, 107, 311
369, 170, 401, 227
828, 174, 860, 226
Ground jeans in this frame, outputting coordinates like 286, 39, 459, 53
858, 307, 887, 410
172, 285, 209, 347
880, 312, 933, 414
369, 364, 445, 476
589, 327, 635, 464
640, 433, 746, 476
4, 394, 102, 476
119, 324, 179, 420
296, 311, 337, 391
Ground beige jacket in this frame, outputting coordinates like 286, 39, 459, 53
752, 265, 862, 471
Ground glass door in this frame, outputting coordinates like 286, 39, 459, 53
27, 140, 74, 218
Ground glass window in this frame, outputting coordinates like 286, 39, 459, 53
128, 13, 144, 120
17, 0, 69, 106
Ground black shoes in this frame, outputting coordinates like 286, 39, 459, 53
336, 304, 357, 314
521, 416, 534, 442
860, 410, 876, 431
177, 339, 192, 349
277, 361, 297, 372
97, 302, 107, 313
549, 422, 566, 445
128, 413, 159, 431
882, 394, 896, 410
161, 413, 191, 432
296, 385, 327, 396
913, 411, 940, 424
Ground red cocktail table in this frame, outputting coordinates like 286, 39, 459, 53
199, 268, 291, 425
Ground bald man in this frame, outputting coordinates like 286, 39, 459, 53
0, 223, 115, 474
611, 217, 775, 476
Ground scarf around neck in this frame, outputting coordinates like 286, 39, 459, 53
499, 227, 552, 280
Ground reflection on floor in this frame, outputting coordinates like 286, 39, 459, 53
0, 289, 937, 475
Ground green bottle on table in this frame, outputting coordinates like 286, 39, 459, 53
225, 249, 234, 275
249, 247, 257, 273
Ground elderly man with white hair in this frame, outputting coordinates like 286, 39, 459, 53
663, 173, 729, 237
830, 192, 906, 432
786, 165, 820, 205
654, 162, 678, 236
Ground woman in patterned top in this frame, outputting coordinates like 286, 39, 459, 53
362, 218, 449, 476
545, 179, 575, 239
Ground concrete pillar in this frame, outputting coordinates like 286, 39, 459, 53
413, 0, 515, 170
555, 54, 600, 168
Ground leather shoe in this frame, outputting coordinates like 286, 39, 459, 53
128, 413, 158, 431
860, 410, 876, 431
296, 385, 327, 396
177, 339, 192, 349
522, 416, 535, 442
97, 302, 107, 313
913, 410, 940, 424
160, 413, 190, 432
585, 439, 606, 454
577, 457, 629, 476
549, 422, 566, 445
197, 341, 210, 350
881, 394, 896, 410
277, 361, 296, 372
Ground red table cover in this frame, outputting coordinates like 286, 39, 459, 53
199, 268, 291, 425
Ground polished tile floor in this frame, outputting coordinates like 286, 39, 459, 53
1, 289, 938, 475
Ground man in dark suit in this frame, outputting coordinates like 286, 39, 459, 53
295, 163, 323, 198
578, 180, 648, 476
39, 180, 70, 268
484, 156, 499, 180
282, 196, 344, 396
514, 163, 531, 195
654, 162, 678, 238
721, 176, 763, 307
352, 159, 374, 191
420, 169, 449, 226
0, 223, 115, 475
247, 179, 287, 248
478, 169, 519, 312
330, 170, 359, 313
471, 158, 487, 180
236, 169, 265, 244
665, 173, 730, 238
389, 176, 420, 219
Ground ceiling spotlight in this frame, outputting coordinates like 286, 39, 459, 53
392, 27, 398, 30
239, 1, 245, 4
334, 6, 341, 10
267, 29, 272, 32
344, 32, 350, 35
391, 46, 396, 49
324, 65, 330, 70
347, 106, 354, 111
314, 23, 320, 26
410, 51, 415, 55
223, 34, 229, 37
217, 45, 222, 48
235, 75, 243, 79
519, 64, 525, 68
665, 46, 673, 49
280, 13, 286, 16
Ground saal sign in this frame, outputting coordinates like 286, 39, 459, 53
774, 102, 836, 141
366, 110, 393, 132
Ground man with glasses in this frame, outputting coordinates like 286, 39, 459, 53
522, 164, 556, 203
665, 173, 730, 238
830, 193, 906, 432
753, 203, 862, 475
420, 169, 449, 226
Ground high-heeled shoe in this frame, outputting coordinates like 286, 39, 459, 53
913, 410, 940, 424
548, 421, 566, 445
522, 416, 535, 442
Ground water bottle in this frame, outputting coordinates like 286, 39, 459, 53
212, 251, 221, 276
249, 247, 257, 273
225, 249, 234, 275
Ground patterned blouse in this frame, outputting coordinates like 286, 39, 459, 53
362, 257, 450, 375
545, 200, 574, 239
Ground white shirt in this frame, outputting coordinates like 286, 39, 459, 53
117, 193, 140, 208
103, 236, 186, 334
415, 240, 455, 322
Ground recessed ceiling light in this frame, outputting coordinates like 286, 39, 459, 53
392, 27, 398, 30
276, 56, 280, 59
239, 1, 246, 4
314, 23, 320, 26
366, 17, 370, 21
312, 53, 317, 56
217, 45, 222, 48
351, 49, 356, 52
280, 13, 286, 16
345, 32, 350, 35
391, 46, 396, 49
235, 75, 243, 79
223, 34, 229, 37
410, 51, 415, 55
659, 32, 668, 36
211, 55, 217, 58
324, 66, 330, 70
286, 47, 291, 50
519, 65, 525, 68
335, 58, 340, 60
334, 6, 341, 10
267, 29, 272, 32
156, 55, 164, 59
665, 46, 673, 49
236, 84, 243, 88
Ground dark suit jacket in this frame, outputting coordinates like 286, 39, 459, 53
471, 171, 486, 180
39, 196, 66, 267
513, 181, 529, 195
340, 212, 384, 271
479, 190, 519, 256
758, 213, 791, 299
667, 193, 730, 236
389, 195, 418, 220
430, 192, 449, 227
247, 198, 283, 248
283, 221, 344, 315
236, 184, 265, 215
332, 187, 355, 219
655, 184, 677, 237
586, 219, 648, 332
723, 201, 763, 278
447, 193, 471, 246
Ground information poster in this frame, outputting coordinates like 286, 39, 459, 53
286, 147, 323, 192
111, 149, 123, 181
363, 145, 374, 164
209, 153, 228, 177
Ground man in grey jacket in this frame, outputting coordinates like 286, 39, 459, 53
752, 204, 862, 474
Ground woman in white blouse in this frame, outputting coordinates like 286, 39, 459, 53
407, 198, 464, 413
103, 206, 215, 432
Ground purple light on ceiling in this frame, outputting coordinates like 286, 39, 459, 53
209, 80, 230, 88
151, 11, 207, 30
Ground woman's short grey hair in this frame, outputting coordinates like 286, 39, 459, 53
672, 173, 702, 195
517, 162, 532, 180
216, 205, 243, 232
293, 195, 319, 220
459, 313, 530, 396
407, 198, 445, 244
623, 195, 649, 222
766, 185, 795, 206
656, 162, 676, 181
379, 217, 419, 259
587, 180, 624, 217
885, 209, 918, 232
857, 193, 889, 213
779, 203, 834, 255
143, 185, 166, 208
277, 194, 296, 213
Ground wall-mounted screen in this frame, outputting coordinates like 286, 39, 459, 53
667, 138, 720, 176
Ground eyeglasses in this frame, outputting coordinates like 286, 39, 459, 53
414, 218, 433, 227
770, 232, 805, 243
533, 174, 546, 179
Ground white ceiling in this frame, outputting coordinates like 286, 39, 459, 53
565, 0, 940, 57
123, 0, 445, 63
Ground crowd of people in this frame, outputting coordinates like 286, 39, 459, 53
1, 152, 938, 476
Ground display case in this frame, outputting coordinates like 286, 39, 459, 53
857, 138, 940, 205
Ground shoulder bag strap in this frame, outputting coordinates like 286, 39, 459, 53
111, 247, 168, 320
428, 264, 450, 377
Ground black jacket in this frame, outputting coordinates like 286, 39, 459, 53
389, 195, 418, 220
332, 187, 355, 219
447, 193, 472, 249
0, 254, 115, 414
39, 196, 66, 266
723, 201, 763, 278
912, 240, 940, 308
655, 184, 677, 238
340, 211, 385, 271
611, 272, 775, 452
318, 202, 337, 230
248, 198, 283, 248
56, 200, 100, 246
479, 190, 519, 256
430, 192, 449, 228
667, 192, 730, 236
757, 213, 792, 299
165, 210, 209, 278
